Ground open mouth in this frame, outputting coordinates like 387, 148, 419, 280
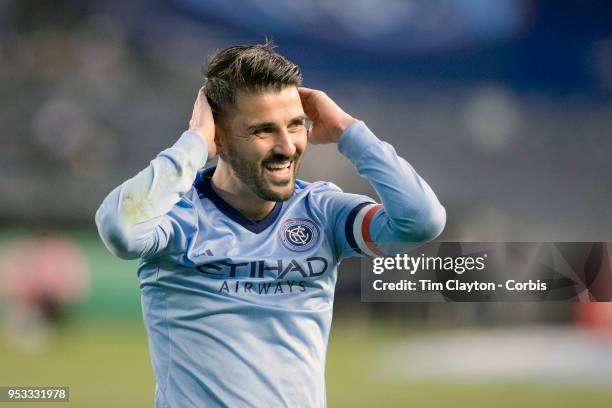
263, 160, 292, 183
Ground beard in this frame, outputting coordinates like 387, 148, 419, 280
224, 145, 303, 202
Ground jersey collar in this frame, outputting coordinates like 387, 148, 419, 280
194, 167, 284, 234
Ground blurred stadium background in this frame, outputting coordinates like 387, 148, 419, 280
1, 0, 611, 406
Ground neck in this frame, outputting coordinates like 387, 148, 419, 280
210, 161, 276, 221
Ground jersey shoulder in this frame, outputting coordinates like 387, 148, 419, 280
295, 179, 343, 195
288, 179, 346, 226
292, 179, 367, 226
294, 178, 374, 207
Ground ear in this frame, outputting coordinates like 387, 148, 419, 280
214, 123, 224, 146
214, 123, 228, 159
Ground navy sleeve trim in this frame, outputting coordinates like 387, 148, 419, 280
344, 202, 371, 255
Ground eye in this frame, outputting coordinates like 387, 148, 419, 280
288, 122, 305, 133
251, 127, 275, 137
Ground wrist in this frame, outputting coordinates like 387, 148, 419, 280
337, 121, 379, 161
333, 116, 359, 142
190, 127, 215, 157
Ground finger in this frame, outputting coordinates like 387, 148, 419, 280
298, 86, 316, 93
195, 87, 209, 107
192, 95, 201, 116
191, 98, 199, 118
298, 86, 317, 101
199, 88, 214, 110
298, 87, 319, 118
190, 89, 203, 128
198, 86, 206, 99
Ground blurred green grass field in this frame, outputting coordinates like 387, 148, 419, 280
1, 229, 612, 407
2, 322, 612, 407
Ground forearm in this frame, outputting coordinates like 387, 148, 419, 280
95, 130, 208, 259
338, 121, 446, 243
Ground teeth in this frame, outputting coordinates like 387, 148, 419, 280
265, 162, 290, 170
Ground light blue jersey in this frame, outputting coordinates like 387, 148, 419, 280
96, 122, 445, 407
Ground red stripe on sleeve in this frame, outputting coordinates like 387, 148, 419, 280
361, 204, 386, 257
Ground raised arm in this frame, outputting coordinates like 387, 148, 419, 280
95, 89, 216, 260
299, 87, 446, 258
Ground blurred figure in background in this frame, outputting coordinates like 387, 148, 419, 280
0, 233, 90, 351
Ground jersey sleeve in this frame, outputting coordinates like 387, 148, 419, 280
95, 131, 208, 260
324, 121, 446, 260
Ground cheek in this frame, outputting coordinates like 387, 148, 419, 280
236, 141, 271, 165
292, 129, 308, 151
296, 134, 308, 153
252, 143, 270, 160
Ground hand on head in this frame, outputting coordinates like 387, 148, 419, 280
298, 87, 358, 144
189, 87, 217, 159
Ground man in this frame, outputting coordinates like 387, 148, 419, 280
96, 43, 445, 407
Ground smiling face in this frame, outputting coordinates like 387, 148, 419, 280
217, 86, 308, 202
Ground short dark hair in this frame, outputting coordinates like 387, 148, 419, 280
203, 41, 302, 118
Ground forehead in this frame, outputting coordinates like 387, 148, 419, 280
232, 86, 304, 125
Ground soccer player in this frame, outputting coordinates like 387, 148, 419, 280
96, 43, 445, 407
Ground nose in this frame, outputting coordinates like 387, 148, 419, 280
273, 129, 297, 158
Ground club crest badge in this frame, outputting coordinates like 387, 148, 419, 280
279, 218, 320, 252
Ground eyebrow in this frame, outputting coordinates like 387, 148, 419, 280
246, 115, 307, 134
